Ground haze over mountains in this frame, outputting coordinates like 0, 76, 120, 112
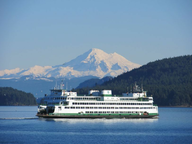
0, 48, 140, 80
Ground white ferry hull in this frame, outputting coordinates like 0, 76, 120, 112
36, 113, 158, 119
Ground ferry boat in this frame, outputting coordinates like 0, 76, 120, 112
36, 84, 159, 118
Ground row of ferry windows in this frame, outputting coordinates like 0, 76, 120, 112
64, 107, 155, 109
46, 97, 148, 101
85, 111, 145, 114
72, 102, 152, 105
46, 97, 100, 100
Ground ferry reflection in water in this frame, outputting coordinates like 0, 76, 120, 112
39, 117, 158, 124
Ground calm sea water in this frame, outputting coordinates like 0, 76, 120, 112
0, 106, 192, 144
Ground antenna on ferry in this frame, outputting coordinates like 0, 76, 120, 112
130, 85, 132, 93
66, 82, 68, 91
55, 81, 58, 89
61, 80, 64, 89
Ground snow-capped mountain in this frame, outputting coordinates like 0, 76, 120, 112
0, 48, 141, 79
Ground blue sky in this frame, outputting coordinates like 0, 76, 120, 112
0, 0, 192, 70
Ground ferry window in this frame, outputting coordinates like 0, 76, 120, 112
81, 107, 84, 109
111, 107, 114, 109
103, 107, 106, 109
99, 111, 102, 113
76, 107, 80, 109
103, 111, 106, 113
90, 111, 93, 113
90, 107, 93, 109
115, 107, 118, 109
99, 107, 102, 109
94, 107, 97, 109
94, 111, 98, 113
65, 107, 69, 109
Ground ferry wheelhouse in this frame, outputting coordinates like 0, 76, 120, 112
36, 84, 159, 118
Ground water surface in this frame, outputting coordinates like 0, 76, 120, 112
0, 106, 192, 144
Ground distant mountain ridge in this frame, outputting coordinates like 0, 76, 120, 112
0, 48, 140, 97
0, 48, 141, 79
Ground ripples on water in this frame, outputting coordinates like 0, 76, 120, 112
0, 106, 192, 144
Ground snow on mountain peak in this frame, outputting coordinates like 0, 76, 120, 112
0, 48, 141, 79
83, 48, 109, 64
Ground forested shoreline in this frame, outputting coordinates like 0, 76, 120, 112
74, 55, 192, 106
0, 87, 37, 106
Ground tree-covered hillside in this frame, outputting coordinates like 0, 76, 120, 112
0, 87, 37, 106
75, 55, 192, 106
